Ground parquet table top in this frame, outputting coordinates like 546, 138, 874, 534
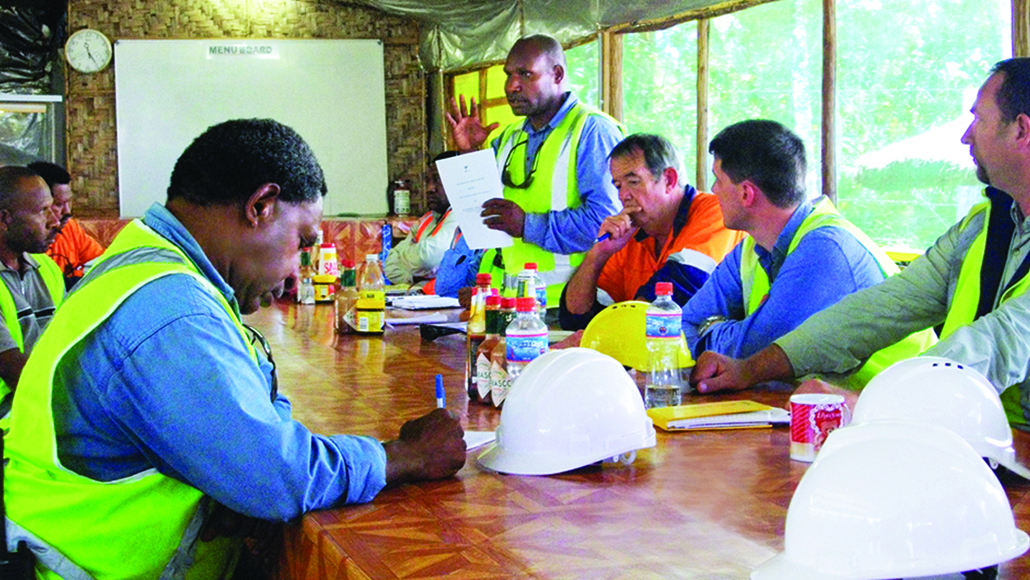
243, 302, 1030, 580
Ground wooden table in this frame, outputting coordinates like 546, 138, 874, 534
244, 302, 1030, 580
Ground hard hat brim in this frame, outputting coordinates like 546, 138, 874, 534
476, 428, 656, 476
751, 528, 1029, 580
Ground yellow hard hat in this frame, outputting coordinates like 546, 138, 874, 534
580, 301, 694, 372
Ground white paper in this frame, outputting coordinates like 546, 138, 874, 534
436, 150, 513, 250
385, 312, 449, 326
391, 295, 461, 310
464, 430, 496, 450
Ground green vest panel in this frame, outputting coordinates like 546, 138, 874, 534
0, 253, 64, 402
6, 221, 246, 579
739, 197, 937, 389
939, 198, 1030, 427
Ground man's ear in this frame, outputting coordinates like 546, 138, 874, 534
1013, 113, 1030, 150
739, 180, 760, 209
553, 63, 565, 85
244, 183, 281, 228
662, 167, 679, 194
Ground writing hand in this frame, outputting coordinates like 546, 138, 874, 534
445, 95, 499, 153
481, 198, 526, 238
384, 408, 466, 485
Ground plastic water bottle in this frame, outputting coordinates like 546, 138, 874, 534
516, 262, 546, 317
489, 296, 518, 407
645, 282, 683, 409
505, 297, 548, 386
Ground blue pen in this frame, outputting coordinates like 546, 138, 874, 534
435, 374, 445, 408
595, 232, 610, 243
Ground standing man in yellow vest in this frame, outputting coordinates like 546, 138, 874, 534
4, 119, 466, 579
0, 165, 62, 416
446, 34, 625, 312
691, 59, 1030, 431
681, 120, 934, 382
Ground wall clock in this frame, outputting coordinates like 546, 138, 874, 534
65, 29, 113, 73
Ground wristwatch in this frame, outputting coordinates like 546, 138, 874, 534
697, 315, 727, 337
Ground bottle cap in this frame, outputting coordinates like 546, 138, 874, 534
501, 297, 517, 309
341, 259, 355, 268
476, 273, 492, 285
656, 281, 673, 296
523, 262, 538, 270
516, 297, 536, 312
485, 295, 501, 307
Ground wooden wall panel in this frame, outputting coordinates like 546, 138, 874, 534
66, 0, 425, 217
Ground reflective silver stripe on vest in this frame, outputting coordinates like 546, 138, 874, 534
7, 518, 95, 580
158, 497, 218, 580
72, 247, 189, 298
538, 263, 573, 287
496, 131, 519, 176
550, 126, 574, 212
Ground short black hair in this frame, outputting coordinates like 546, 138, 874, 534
26, 161, 70, 188
990, 58, 1030, 124
168, 118, 327, 206
609, 134, 685, 188
0, 166, 43, 211
709, 119, 806, 208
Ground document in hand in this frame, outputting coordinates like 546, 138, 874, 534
647, 400, 790, 432
435, 150, 514, 250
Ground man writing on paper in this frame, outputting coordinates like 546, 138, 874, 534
681, 119, 934, 383
446, 34, 624, 312
691, 59, 1030, 430
5, 119, 466, 579
559, 133, 745, 331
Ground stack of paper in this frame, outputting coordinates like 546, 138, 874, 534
647, 400, 790, 431
391, 295, 461, 310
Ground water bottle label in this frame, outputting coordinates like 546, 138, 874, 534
535, 286, 547, 310
506, 332, 548, 363
646, 312, 682, 339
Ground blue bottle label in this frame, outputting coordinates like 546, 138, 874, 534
506, 332, 549, 363
646, 312, 682, 339
535, 285, 547, 310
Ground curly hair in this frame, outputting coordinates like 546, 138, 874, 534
168, 118, 327, 206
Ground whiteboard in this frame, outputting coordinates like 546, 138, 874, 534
114, 39, 387, 217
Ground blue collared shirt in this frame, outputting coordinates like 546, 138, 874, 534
493, 92, 623, 254
682, 199, 888, 359
51, 204, 387, 520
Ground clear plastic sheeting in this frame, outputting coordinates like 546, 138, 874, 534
0, 111, 46, 160
351, 0, 738, 71
0, 8, 59, 94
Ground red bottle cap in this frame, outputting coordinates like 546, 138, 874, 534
476, 273, 492, 285
656, 281, 673, 295
516, 297, 536, 312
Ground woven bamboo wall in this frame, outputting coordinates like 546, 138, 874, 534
66, 0, 425, 218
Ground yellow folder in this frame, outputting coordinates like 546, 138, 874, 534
647, 400, 790, 432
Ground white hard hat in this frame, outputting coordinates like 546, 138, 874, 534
477, 347, 656, 475
852, 356, 1030, 480
752, 421, 1030, 580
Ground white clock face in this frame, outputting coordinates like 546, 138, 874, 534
65, 29, 112, 73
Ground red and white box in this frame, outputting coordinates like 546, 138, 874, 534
789, 393, 850, 462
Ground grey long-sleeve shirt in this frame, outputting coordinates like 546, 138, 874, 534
776, 193, 1030, 415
